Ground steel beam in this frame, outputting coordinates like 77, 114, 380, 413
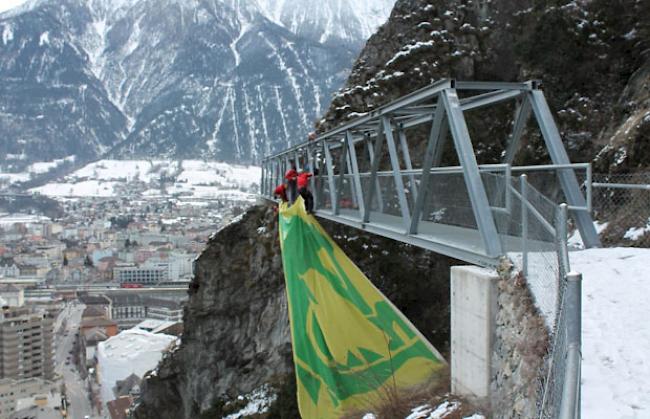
461, 89, 522, 111
382, 117, 411, 231
363, 125, 386, 223
307, 145, 318, 209
335, 139, 349, 215
323, 142, 337, 213
320, 79, 453, 141
442, 88, 503, 257
261, 162, 267, 196
366, 135, 384, 213
504, 96, 532, 164
294, 150, 301, 171
527, 90, 601, 247
344, 139, 359, 208
409, 96, 446, 234
454, 80, 535, 91
397, 127, 417, 202
419, 113, 450, 223
346, 131, 365, 220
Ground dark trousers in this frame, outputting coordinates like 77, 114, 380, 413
299, 187, 314, 213
287, 180, 298, 204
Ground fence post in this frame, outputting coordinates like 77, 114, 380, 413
520, 174, 528, 277
560, 271, 582, 419
558, 203, 571, 277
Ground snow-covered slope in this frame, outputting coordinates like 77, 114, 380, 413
571, 247, 650, 418
31, 159, 260, 199
0, 0, 395, 165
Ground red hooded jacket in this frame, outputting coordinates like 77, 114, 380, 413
273, 184, 288, 201
297, 172, 313, 189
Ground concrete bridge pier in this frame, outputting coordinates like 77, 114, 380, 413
450, 265, 499, 404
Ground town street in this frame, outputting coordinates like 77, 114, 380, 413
56, 302, 98, 419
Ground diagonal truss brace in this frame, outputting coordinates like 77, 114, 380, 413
441, 89, 503, 257
527, 90, 601, 248
382, 117, 411, 231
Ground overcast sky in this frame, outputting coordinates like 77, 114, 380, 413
0, 0, 29, 14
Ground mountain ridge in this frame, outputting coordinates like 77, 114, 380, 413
0, 0, 395, 166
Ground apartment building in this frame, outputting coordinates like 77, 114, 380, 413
0, 378, 58, 419
146, 300, 183, 323
113, 264, 168, 285
0, 308, 54, 381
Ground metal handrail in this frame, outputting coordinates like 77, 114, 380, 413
592, 182, 650, 190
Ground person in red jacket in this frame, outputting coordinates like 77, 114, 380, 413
273, 184, 288, 202
297, 171, 314, 213
285, 168, 298, 204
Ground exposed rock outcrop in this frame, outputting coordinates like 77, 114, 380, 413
491, 260, 549, 418
133, 204, 458, 418
318, 0, 650, 170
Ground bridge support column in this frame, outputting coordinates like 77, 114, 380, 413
450, 265, 498, 403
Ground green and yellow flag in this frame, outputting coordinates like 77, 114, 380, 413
279, 197, 445, 418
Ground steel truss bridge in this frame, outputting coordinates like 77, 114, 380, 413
260, 79, 600, 266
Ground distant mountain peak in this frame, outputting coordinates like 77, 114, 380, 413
0, 0, 396, 166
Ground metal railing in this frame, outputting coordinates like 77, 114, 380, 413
505, 176, 582, 419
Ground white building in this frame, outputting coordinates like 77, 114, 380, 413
96, 330, 176, 404
0, 286, 23, 307
0, 261, 18, 279
147, 299, 183, 323
113, 264, 168, 285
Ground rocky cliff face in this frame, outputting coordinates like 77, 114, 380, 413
133, 204, 290, 419
133, 203, 458, 418
318, 0, 650, 172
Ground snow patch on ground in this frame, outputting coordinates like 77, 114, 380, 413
33, 180, 120, 197
223, 385, 277, 419
362, 401, 483, 419
2, 24, 13, 44
0, 156, 76, 185
0, 172, 30, 184
571, 247, 650, 418
568, 221, 608, 249
623, 218, 650, 240
38, 31, 49, 46
405, 401, 460, 419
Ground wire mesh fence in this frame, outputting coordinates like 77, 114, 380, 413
590, 173, 650, 245
485, 173, 576, 419
496, 176, 561, 324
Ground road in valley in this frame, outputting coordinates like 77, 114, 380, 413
55, 301, 99, 419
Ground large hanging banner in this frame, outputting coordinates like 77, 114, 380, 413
278, 197, 445, 418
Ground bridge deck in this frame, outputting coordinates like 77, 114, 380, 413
313, 208, 550, 266
317, 209, 491, 265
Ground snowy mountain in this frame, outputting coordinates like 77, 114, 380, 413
0, 0, 395, 165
